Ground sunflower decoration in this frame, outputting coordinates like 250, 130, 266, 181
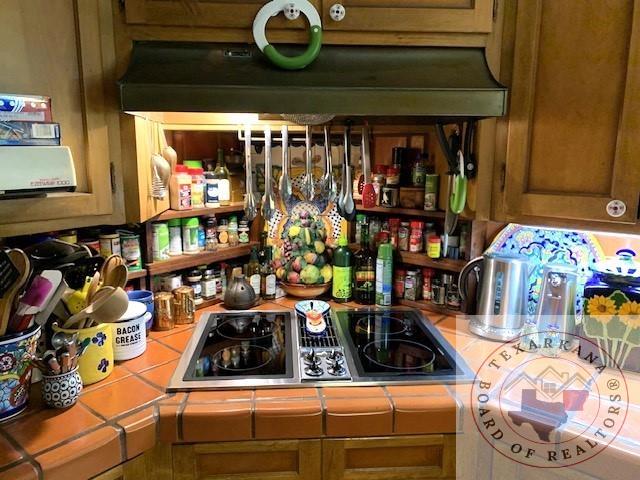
586, 295, 617, 324
619, 301, 640, 330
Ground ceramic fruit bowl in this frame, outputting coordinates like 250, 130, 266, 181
279, 282, 331, 298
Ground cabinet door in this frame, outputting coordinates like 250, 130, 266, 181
503, 0, 640, 224
124, 0, 315, 30
323, 435, 456, 480
173, 440, 322, 480
0, 0, 123, 236
321, 0, 494, 33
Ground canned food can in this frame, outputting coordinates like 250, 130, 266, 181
152, 222, 170, 262
99, 233, 121, 258
118, 230, 142, 271
424, 174, 439, 211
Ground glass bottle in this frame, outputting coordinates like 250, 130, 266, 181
260, 247, 276, 300
332, 237, 353, 303
246, 246, 261, 297
213, 148, 231, 206
258, 231, 268, 265
353, 223, 375, 305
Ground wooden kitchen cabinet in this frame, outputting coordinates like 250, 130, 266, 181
124, 0, 315, 29
120, 0, 494, 44
497, 0, 640, 227
323, 435, 456, 480
321, 0, 494, 34
172, 439, 322, 480
0, 0, 125, 236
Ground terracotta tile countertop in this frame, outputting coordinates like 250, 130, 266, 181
1, 297, 639, 479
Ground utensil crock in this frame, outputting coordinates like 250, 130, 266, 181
53, 323, 113, 385
41, 367, 83, 409
0, 325, 41, 422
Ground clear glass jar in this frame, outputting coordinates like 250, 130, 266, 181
201, 269, 218, 300
186, 269, 203, 305
217, 221, 229, 248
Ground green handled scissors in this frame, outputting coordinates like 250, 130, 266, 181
253, 0, 323, 70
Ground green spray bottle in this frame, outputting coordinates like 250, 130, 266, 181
375, 243, 393, 306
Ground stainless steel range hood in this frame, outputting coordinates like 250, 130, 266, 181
119, 42, 507, 118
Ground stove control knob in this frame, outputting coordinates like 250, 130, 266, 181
305, 364, 324, 377
303, 349, 320, 366
327, 350, 344, 363
327, 364, 346, 376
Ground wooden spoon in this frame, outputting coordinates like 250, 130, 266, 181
0, 250, 30, 336
104, 264, 128, 289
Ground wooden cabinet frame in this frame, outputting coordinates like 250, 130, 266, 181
0, 0, 124, 236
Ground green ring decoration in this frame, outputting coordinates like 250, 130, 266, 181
263, 26, 322, 70
253, 1, 323, 70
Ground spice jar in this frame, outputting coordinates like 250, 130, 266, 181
380, 186, 399, 207
168, 219, 182, 256
404, 270, 422, 301
201, 269, 218, 300
217, 220, 229, 248
409, 221, 424, 253
422, 268, 435, 301
386, 166, 400, 186
398, 222, 410, 251
447, 282, 461, 310
186, 269, 203, 305
152, 223, 170, 261
372, 173, 385, 206
181, 217, 200, 255
228, 216, 239, 247
389, 218, 400, 250
238, 219, 250, 244
394, 268, 406, 299
189, 167, 205, 209
205, 216, 218, 252
432, 278, 446, 305
427, 235, 441, 259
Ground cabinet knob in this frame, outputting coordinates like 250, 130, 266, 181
606, 199, 627, 218
329, 3, 346, 21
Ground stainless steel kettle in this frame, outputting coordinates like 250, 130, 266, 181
459, 253, 531, 341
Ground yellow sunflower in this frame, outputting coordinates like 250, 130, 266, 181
586, 295, 617, 324
619, 301, 640, 329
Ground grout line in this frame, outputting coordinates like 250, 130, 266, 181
0, 424, 31, 467
112, 422, 127, 464
176, 393, 189, 442
381, 386, 396, 433
29, 457, 44, 480
78, 399, 109, 422
317, 387, 327, 436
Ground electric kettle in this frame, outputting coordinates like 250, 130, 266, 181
459, 253, 531, 341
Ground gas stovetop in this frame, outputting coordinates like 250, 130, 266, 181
168, 307, 472, 391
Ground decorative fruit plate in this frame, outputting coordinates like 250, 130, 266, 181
279, 282, 331, 298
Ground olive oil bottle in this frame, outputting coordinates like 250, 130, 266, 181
332, 237, 353, 303
353, 223, 375, 305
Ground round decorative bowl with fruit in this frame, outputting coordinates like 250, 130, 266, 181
275, 211, 334, 299
279, 282, 331, 298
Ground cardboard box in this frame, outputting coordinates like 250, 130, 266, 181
0, 121, 60, 146
0, 93, 52, 122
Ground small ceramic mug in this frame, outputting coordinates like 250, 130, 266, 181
53, 323, 113, 386
127, 290, 154, 332
41, 368, 83, 409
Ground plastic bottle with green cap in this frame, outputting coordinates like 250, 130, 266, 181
332, 236, 353, 303
375, 243, 393, 306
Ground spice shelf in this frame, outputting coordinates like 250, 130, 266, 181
397, 298, 461, 317
146, 242, 258, 275
196, 298, 223, 310
348, 244, 466, 272
356, 203, 447, 219
127, 269, 147, 280
152, 202, 245, 221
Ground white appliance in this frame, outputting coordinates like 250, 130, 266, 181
0, 146, 76, 198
